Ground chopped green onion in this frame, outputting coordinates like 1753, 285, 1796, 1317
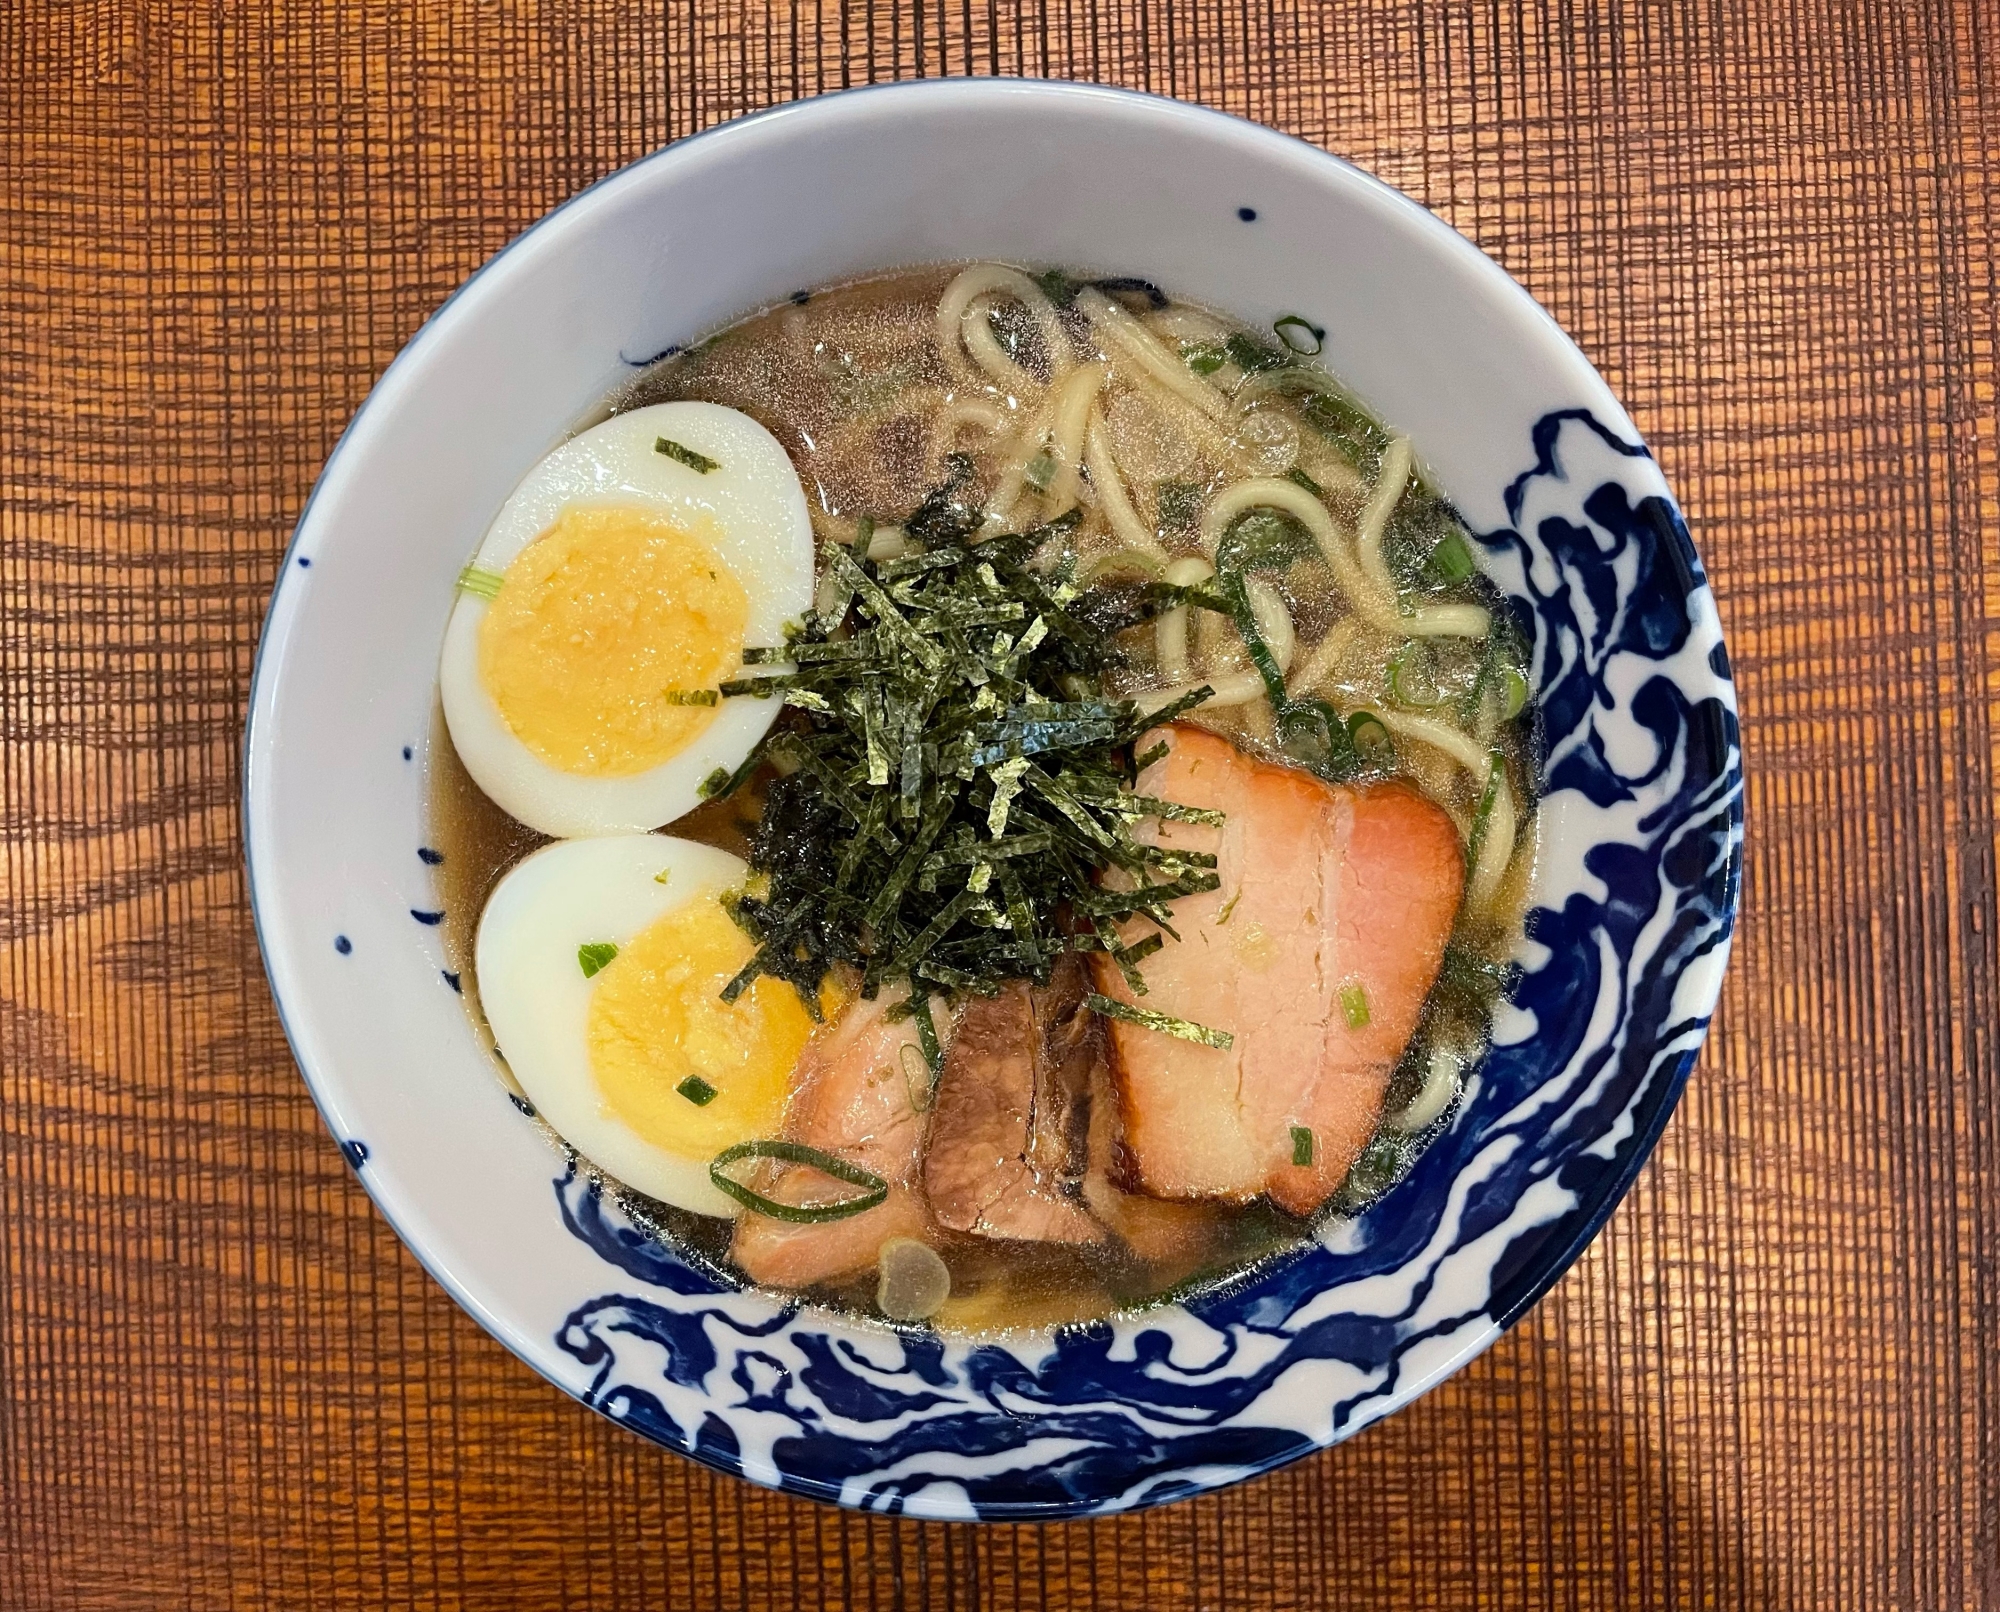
456, 564, 505, 601
677, 1074, 718, 1106
1215, 891, 1242, 925
1388, 642, 1448, 709
1222, 571, 1293, 711
1340, 983, 1371, 1029
699, 766, 732, 799
1024, 450, 1058, 491
653, 868, 672, 885
577, 942, 619, 979
1286, 466, 1324, 497
708, 1140, 889, 1223
1499, 664, 1530, 720
1274, 697, 1362, 784
1273, 314, 1325, 355
1216, 509, 1315, 575
1085, 992, 1233, 1050
1427, 531, 1478, 583
1298, 390, 1390, 468
1180, 341, 1228, 375
655, 436, 720, 474
1346, 709, 1394, 760
1032, 267, 1082, 307
1465, 753, 1506, 876
1291, 1125, 1315, 1166
661, 688, 719, 707
1223, 332, 1291, 374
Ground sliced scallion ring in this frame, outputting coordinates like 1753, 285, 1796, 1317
1272, 314, 1325, 355
1346, 709, 1394, 760
709, 1140, 890, 1223
1388, 641, 1448, 709
1499, 664, 1530, 721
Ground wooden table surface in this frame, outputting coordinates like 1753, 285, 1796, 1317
4, 2, 1996, 1607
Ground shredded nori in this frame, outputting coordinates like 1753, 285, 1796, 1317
707, 475, 1222, 1011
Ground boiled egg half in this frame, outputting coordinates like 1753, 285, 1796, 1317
440, 401, 813, 838
476, 834, 828, 1217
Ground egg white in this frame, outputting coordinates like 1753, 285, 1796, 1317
439, 401, 813, 838
475, 834, 754, 1217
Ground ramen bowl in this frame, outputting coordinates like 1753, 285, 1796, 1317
245, 79, 1741, 1519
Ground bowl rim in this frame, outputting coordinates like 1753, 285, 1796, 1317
244, 75, 1740, 1516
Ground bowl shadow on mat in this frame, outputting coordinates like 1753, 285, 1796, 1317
1156, 1313, 1800, 1609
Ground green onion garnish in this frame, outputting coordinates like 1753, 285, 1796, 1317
1223, 332, 1291, 373
1085, 992, 1233, 1050
655, 436, 720, 474
660, 688, 720, 706
677, 1074, 719, 1106
1215, 890, 1242, 925
1023, 450, 1058, 492
1216, 509, 1315, 576
1340, 983, 1371, 1029
1291, 1125, 1315, 1166
1465, 754, 1506, 875
1388, 642, 1447, 709
1499, 665, 1530, 721
1427, 531, 1477, 583
1346, 709, 1394, 761
1273, 314, 1326, 355
1180, 342, 1228, 376
708, 1140, 889, 1223
653, 868, 672, 885
456, 564, 505, 601
1286, 466, 1324, 497
576, 942, 619, 978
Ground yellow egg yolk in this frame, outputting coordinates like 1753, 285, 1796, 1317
586, 895, 819, 1159
478, 505, 748, 778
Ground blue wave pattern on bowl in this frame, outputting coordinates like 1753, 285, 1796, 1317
549, 409, 1743, 1519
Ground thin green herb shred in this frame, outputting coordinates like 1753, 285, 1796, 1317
456, 564, 505, 601
660, 688, 720, 707
1291, 1125, 1316, 1166
655, 436, 720, 474
709, 476, 1221, 1009
577, 942, 619, 978
709, 1140, 889, 1222
676, 1074, 719, 1106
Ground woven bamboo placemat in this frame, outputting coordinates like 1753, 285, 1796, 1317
3, 3, 1995, 1607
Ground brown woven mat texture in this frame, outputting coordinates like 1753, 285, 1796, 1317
4, 2, 1997, 1608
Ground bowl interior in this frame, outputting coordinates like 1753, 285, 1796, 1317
246, 79, 1740, 1519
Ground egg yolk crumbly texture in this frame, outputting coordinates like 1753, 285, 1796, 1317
478, 505, 748, 777
586, 896, 825, 1159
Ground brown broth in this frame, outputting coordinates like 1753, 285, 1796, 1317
429, 264, 1538, 1337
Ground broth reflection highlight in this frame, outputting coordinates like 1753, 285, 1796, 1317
431, 263, 1537, 1336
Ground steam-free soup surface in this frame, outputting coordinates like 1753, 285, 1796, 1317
432, 264, 1536, 1335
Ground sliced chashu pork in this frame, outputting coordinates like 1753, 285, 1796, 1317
1092, 724, 1464, 1215
923, 955, 1102, 1244
730, 986, 944, 1290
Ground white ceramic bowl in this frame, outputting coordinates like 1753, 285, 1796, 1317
246, 79, 1741, 1519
